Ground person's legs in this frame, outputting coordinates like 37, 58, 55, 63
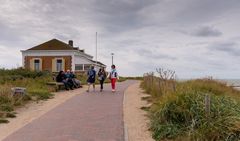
113, 78, 116, 90
73, 79, 80, 88
111, 79, 114, 89
100, 80, 104, 91
68, 79, 74, 90
87, 83, 91, 92
101, 80, 104, 89
93, 83, 95, 91
62, 80, 69, 90
111, 78, 116, 91
87, 78, 95, 92
72, 79, 77, 88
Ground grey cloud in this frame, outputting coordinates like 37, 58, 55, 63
179, 26, 222, 37
28, 0, 158, 33
0, 22, 28, 47
172, 0, 240, 24
0, 22, 21, 41
0, 0, 240, 78
136, 48, 176, 60
190, 26, 222, 37
210, 42, 240, 56
135, 0, 240, 28
91, 0, 159, 32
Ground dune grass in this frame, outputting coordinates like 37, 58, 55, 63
0, 68, 53, 123
142, 71, 240, 141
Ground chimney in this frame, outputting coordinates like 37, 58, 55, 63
68, 40, 73, 47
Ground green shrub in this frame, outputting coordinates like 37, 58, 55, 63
151, 92, 240, 140
0, 68, 50, 84
28, 90, 53, 100
0, 68, 54, 124
142, 73, 240, 141
0, 95, 11, 104
0, 104, 14, 112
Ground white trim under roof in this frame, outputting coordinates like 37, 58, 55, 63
74, 51, 93, 60
21, 50, 93, 58
21, 50, 75, 56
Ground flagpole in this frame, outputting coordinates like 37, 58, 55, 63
95, 32, 97, 67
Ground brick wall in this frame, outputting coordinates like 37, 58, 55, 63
25, 56, 72, 72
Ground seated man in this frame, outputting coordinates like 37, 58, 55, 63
56, 70, 73, 90
70, 71, 81, 88
65, 70, 75, 89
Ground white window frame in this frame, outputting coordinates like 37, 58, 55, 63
84, 64, 91, 71
56, 58, 63, 72
75, 64, 84, 71
34, 59, 40, 71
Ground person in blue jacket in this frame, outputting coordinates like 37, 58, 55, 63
86, 66, 96, 92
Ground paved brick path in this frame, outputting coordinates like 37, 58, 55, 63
3, 80, 137, 141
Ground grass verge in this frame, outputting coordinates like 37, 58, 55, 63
142, 71, 240, 141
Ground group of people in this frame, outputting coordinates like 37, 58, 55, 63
56, 70, 81, 90
56, 64, 119, 92
87, 64, 119, 92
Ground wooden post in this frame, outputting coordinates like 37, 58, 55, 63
158, 78, 161, 93
205, 94, 210, 118
172, 81, 176, 92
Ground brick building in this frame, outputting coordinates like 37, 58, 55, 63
21, 39, 106, 72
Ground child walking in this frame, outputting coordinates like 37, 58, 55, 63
109, 65, 119, 92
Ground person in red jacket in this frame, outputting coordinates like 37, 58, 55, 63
108, 65, 119, 92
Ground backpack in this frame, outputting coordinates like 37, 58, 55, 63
88, 69, 95, 78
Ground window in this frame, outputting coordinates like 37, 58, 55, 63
56, 59, 62, 72
75, 64, 83, 71
34, 59, 40, 71
84, 64, 91, 70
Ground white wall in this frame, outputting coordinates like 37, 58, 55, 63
74, 55, 92, 64
74, 55, 104, 72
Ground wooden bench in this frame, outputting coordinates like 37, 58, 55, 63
46, 82, 65, 92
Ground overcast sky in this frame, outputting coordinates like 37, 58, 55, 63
0, 0, 240, 78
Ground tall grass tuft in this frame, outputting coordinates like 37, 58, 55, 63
142, 69, 240, 141
0, 68, 53, 123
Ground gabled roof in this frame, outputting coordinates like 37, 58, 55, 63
27, 39, 78, 50
86, 58, 106, 67
91, 60, 106, 67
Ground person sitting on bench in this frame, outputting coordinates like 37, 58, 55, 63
56, 70, 73, 90
65, 70, 75, 89
70, 71, 81, 88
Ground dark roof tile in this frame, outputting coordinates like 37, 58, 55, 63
27, 39, 77, 50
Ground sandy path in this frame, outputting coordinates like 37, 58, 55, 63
124, 81, 154, 141
0, 86, 86, 141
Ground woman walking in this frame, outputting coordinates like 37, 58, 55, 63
109, 65, 119, 92
98, 67, 107, 92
